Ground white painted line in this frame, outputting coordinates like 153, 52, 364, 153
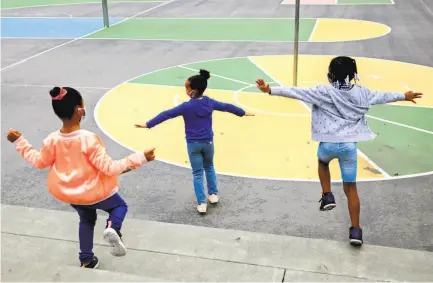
126, 82, 255, 95
387, 103, 433, 109
247, 56, 312, 112
0, 0, 176, 72
0, 1, 167, 10
94, 54, 433, 183
179, 65, 252, 86
367, 114, 433, 135
357, 150, 391, 178
2, 37, 381, 43
0, 17, 392, 44
308, 18, 319, 42
247, 57, 283, 86
1, 83, 110, 90
174, 93, 180, 106
369, 74, 382, 80
420, 0, 433, 16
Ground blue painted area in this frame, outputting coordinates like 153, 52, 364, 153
1, 17, 124, 38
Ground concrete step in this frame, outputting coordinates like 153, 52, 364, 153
1, 233, 283, 282
2, 262, 169, 282
2, 204, 433, 282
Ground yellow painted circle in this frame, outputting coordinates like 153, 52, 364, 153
95, 55, 433, 181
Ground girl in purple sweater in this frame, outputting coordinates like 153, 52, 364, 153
135, 69, 253, 213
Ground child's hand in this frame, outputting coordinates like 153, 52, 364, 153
135, 123, 148, 128
404, 91, 423, 103
256, 79, 271, 93
144, 148, 156, 161
245, 112, 255, 116
7, 129, 21, 143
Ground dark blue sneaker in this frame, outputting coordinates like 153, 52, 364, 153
80, 256, 99, 269
319, 192, 336, 211
349, 227, 363, 246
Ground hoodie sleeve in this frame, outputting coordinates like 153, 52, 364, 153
14, 136, 55, 169
87, 135, 147, 176
270, 86, 327, 105
146, 104, 185, 128
366, 89, 405, 105
211, 99, 246, 116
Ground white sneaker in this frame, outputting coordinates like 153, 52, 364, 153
197, 203, 207, 214
208, 194, 219, 204
103, 228, 127, 257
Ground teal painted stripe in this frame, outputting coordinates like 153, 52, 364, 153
369, 105, 433, 132
86, 19, 316, 42
359, 119, 433, 176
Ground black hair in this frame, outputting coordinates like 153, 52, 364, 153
49, 87, 83, 120
188, 69, 211, 98
328, 56, 358, 85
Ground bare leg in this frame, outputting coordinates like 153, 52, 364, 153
343, 182, 360, 227
318, 160, 331, 195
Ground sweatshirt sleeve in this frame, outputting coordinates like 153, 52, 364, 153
270, 86, 325, 105
87, 135, 147, 176
146, 104, 184, 128
14, 136, 55, 169
366, 89, 405, 105
211, 99, 246, 116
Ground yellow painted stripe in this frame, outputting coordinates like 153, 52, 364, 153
310, 19, 391, 42
96, 83, 384, 180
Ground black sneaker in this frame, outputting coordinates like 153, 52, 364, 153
349, 227, 363, 246
80, 256, 99, 269
319, 192, 336, 211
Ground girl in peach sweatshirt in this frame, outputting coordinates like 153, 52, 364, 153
7, 87, 156, 269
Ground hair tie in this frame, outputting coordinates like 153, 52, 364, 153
52, 88, 68, 100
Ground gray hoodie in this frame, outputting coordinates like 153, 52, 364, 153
270, 84, 405, 142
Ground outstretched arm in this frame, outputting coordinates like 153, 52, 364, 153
212, 99, 246, 116
87, 136, 153, 176
367, 89, 422, 105
269, 86, 324, 105
139, 104, 185, 129
10, 131, 55, 169
256, 79, 324, 105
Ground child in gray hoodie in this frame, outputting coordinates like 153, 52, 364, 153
256, 56, 423, 245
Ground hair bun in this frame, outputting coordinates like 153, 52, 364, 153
49, 87, 61, 98
199, 69, 210, 80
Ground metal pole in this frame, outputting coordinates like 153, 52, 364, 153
102, 0, 109, 28
293, 0, 301, 86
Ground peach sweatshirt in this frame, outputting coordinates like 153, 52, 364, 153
14, 129, 147, 205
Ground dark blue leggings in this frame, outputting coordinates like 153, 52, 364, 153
71, 193, 128, 263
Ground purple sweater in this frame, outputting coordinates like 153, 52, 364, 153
146, 96, 245, 142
